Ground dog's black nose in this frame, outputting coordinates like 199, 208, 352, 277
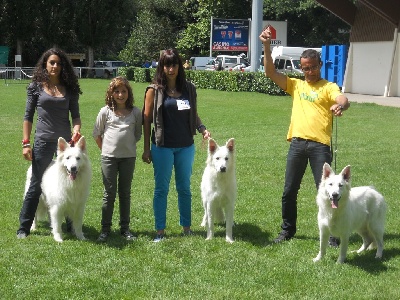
331, 192, 340, 200
220, 167, 226, 172
70, 166, 77, 173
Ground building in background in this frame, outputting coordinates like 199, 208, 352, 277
317, 0, 399, 97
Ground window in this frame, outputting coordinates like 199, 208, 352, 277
277, 59, 285, 69
226, 58, 237, 64
292, 60, 301, 69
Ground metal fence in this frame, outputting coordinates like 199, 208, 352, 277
1, 67, 34, 85
1, 67, 121, 84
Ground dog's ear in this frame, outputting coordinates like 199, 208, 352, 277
57, 137, 69, 152
322, 162, 333, 179
76, 136, 87, 152
226, 138, 235, 152
341, 165, 351, 182
208, 138, 217, 153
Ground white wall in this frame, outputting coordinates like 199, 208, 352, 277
344, 41, 393, 95
344, 31, 400, 97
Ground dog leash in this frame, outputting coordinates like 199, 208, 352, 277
69, 132, 82, 147
331, 115, 338, 172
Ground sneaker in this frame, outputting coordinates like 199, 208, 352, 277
121, 231, 137, 241
273, 231, 294, 243
329, 236, 340, 247
17, 231, 28, 239
153, 233, 165, 243
182, 229, 194, 236
97, 232, 110, 243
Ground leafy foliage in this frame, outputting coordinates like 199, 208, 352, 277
119, 65, 303, 95
37, 0, 77, 50
119, 0, 185, 66
177, 0, 252, 57
74, 0, 136, 66
1, 0, 351, 66
263, 0, 350, 47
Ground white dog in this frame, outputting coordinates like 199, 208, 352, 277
313, 163, 386, 263
25, 136, 92, 242
200, 138, 237, 243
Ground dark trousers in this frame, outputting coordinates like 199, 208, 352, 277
280, 138, 332, 234
100, 156, 136, 233
18, 140, 57, 235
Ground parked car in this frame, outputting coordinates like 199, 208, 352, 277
231, 61, 251, 72
273, 55, 303, 74
190, 56, 215, 70
214, 55, 249, 71
94, 60, 127, 78
204, 58, 216, 71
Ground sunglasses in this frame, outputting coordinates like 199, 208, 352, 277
301, 65, 319, 72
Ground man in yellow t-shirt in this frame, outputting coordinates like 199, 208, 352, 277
260, 27, 350, 245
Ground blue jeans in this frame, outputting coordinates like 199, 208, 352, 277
101, 156, 136, 233
151, 143, 195, 231
18, 140, 57, 235
281, 137, 332, 234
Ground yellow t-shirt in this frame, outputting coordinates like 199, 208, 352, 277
285, 77, 343, 146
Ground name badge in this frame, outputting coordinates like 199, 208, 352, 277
176, 99, 191, 110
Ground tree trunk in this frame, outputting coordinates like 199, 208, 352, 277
16, 39, 22, 67
87, 46, 94, 78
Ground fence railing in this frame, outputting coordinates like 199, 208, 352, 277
1, 67, 34, 85
1, 67, 121, 84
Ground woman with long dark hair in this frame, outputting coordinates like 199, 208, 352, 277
17, 48, 82, 239
142, 48, 211, 242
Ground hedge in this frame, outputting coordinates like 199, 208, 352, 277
118, 67, 304, 96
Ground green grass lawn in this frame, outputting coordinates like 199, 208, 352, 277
1, 79, 400, 299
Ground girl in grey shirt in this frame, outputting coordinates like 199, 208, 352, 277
93, 76, 142, 242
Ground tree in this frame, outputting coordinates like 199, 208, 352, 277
1, 0, 39, 65
177, 0, 252, 57
73, 0, 136, 68
36, 0, 77, 50
1, 0, 136, 67
119, 0, 185, 66
263, 0, 350, 47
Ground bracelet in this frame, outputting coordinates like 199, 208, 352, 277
197, 124, 206, 133
22, 139, 30, 144
22, 143, 31, 148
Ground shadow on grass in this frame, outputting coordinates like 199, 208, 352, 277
312, 233, 400, 273
77, 224, 151, 249
232, 222, 271, 246
28, 221, 132, 248
347, 251, 392, 274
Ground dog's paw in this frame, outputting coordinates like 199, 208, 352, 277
336, 258, 345, 264
53, 233, 63, 243
313, 254, 322, 262
226, 237, 234, 243
76, 234, 86, 241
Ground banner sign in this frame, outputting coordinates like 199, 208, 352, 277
262, 21, 288, 48
212, 18, 249, 51
0, 46, 9, 65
